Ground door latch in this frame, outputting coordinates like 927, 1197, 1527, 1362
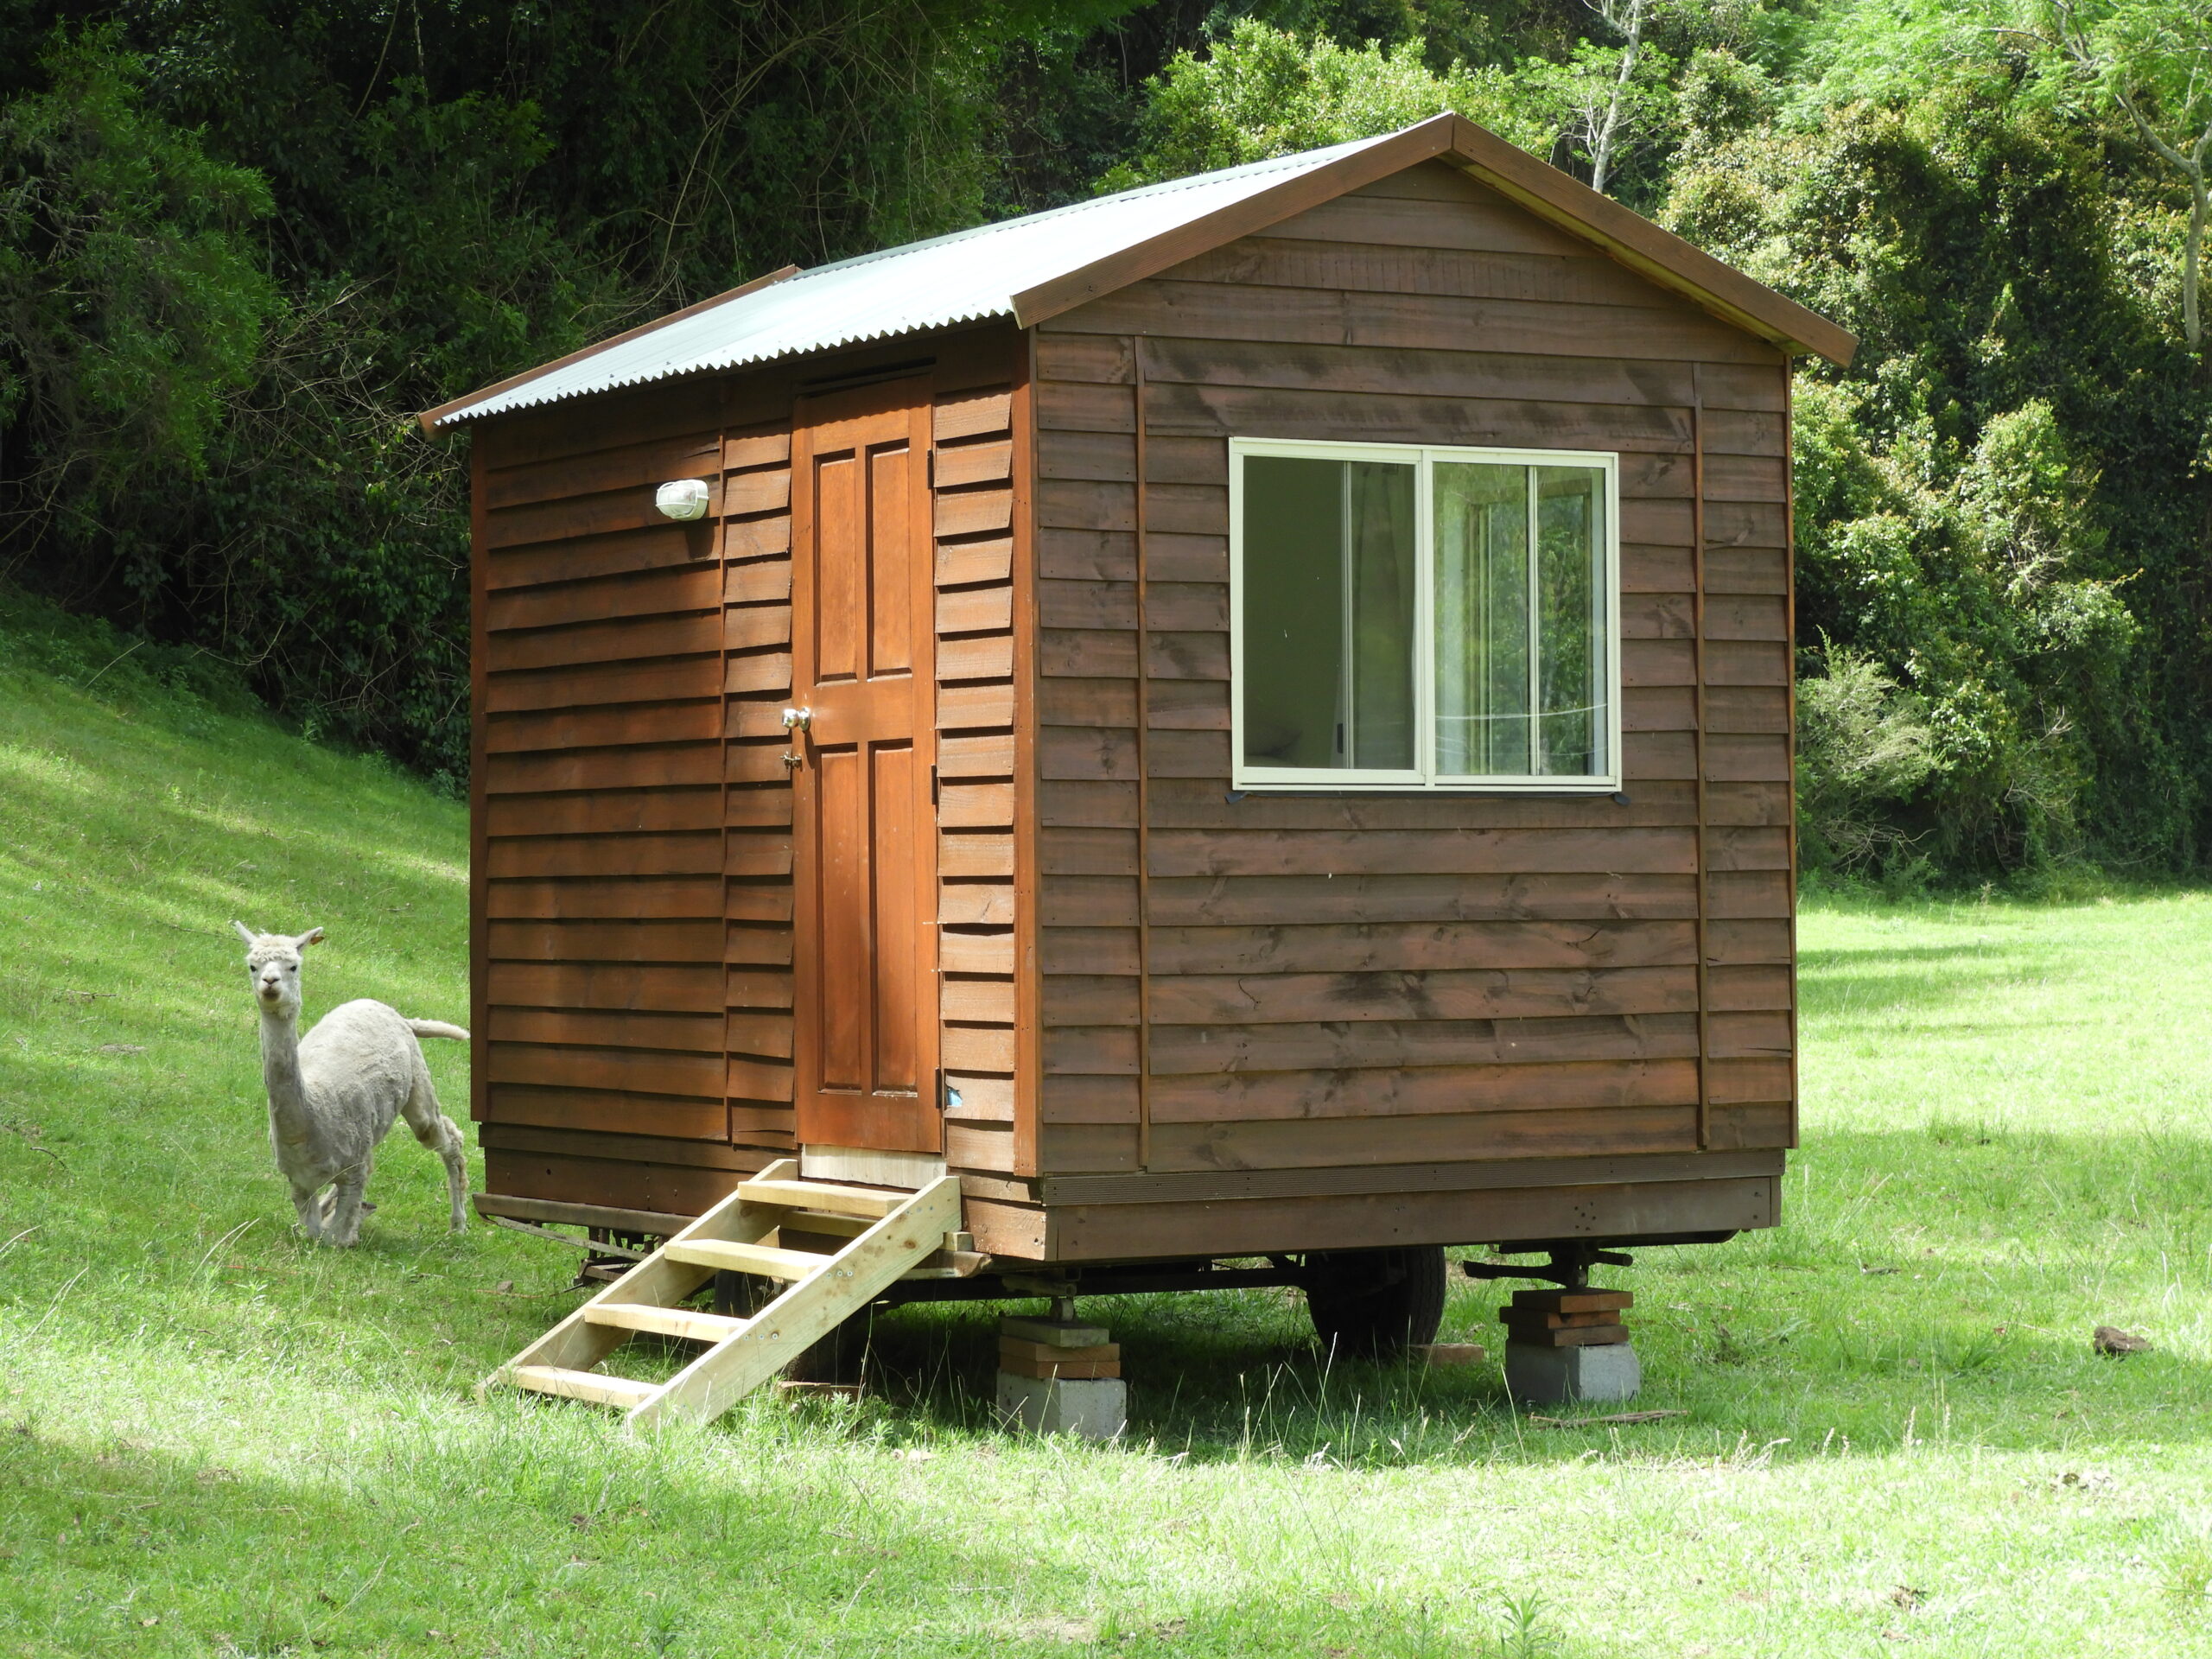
780, 707, 810, 770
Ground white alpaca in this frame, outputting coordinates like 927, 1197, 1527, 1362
233, 923, 469, 1246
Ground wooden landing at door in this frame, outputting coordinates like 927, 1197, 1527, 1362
486, 1160, 966, 1429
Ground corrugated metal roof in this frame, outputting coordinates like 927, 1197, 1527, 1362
429, 132, 1401, 428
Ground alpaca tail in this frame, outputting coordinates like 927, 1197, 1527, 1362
407, 1019, 471, 1042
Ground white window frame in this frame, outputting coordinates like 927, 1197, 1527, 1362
1229, 435, 1623, 794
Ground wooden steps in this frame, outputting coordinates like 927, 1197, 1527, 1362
512, 1365, 658, 1409
664, 1239, 829, 1280
737, 1177, 897, 1219
583, 1303, 749, 1342
486, 1160, 967, 1429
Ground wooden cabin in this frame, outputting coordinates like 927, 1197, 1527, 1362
423, 114, 1854, 1287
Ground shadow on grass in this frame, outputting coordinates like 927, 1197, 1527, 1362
0, 1401, 1599, 1657
1799, 939, 2066, 1022
750, 1119, 2212, 1468
836, 1281, 2212, 1469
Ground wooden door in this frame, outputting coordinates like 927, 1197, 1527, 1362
789, 379, 941, 1154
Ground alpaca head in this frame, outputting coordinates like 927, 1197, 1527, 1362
232, 922, 325, 1019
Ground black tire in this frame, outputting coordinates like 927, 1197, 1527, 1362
1303, 1245, 1447, 1360
711, 1271, 871, 1385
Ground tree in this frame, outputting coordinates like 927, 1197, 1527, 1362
2032, 0, 2212, 352
0, 3, 1143, 780
1581, 0, 1649, 194
1098, 19, 1541, 192
0, 30, 275, 575
1508, 0, 1772, 205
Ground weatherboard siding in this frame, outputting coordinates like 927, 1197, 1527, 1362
1027, 161, 1796, 1189
469, 328, 1044, 1237
462, 155, 1806, 1262
474, 377, 760, 1217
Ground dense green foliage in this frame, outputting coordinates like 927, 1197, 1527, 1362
2, 0, 2205, 873
1676, 61, 2204, 874
0, 0, 1135, 785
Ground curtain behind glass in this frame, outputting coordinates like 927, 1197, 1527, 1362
1536, 466, 1605, 775
1434, 462, 1531, 774
1349, 461, 1415, 770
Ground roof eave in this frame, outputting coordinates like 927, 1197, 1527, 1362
1011, 111, 1857, 370
416, 264, 804, 434
421, 113, 1855, 435
1008, 119, 1459, 329
1431, 117, 1857, 369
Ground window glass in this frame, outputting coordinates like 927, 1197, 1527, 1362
1242, 456, 1416, 772
1431, 460, 1608, 779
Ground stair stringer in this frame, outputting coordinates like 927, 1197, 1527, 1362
628, 1173, 963, 1431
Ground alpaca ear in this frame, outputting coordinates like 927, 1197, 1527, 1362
232, 920, 257, 946
296, 926, 326, 948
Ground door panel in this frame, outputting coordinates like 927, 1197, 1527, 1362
790, 379, 941, 1154
816, 452, 863, 681
871, 741, 919, 1094
869, 446, 914, 675
816, 747, 867, 1092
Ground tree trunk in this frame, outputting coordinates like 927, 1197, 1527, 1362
1587, 0, 1646, 197
2185, 164, 2205, 358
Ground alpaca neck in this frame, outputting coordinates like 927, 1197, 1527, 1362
259, 1009, 314, 1143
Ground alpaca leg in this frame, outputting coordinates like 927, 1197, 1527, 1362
404, 1070, 470, 1232
325, 1164, 370, 1247
292, 1185, 327, 1242
439, 1116, 467, 1231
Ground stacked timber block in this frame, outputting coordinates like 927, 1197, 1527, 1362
1412, 1343, 1487, 1369
1499, 1288, 1641, 1405
995, 1314, 1126, 1439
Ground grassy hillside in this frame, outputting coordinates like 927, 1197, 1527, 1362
3, 593, 2211, 1656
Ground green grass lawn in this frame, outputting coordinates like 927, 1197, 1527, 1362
4, 595, 2211, 1656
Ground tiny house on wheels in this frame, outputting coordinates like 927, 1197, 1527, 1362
423, 114, 1854, 1427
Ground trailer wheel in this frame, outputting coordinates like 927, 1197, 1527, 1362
711, 1271, 870, 1384
1302, 1246, 1446, 1360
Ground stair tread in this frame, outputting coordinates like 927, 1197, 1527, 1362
512, 1365, 658, 1408
739, 1177, 899, 1219
665, 1238, 833, 1280
583, 1302, 749, 1342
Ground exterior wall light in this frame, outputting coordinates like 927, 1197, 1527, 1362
655, 479, 711, 521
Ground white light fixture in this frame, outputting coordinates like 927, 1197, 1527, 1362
654, 479, 711, 521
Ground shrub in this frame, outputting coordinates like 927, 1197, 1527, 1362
1796, 641, 1937, 875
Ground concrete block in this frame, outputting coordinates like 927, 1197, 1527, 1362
1503, 1338, 1641, 1405
995, 1370, 1127, 1439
